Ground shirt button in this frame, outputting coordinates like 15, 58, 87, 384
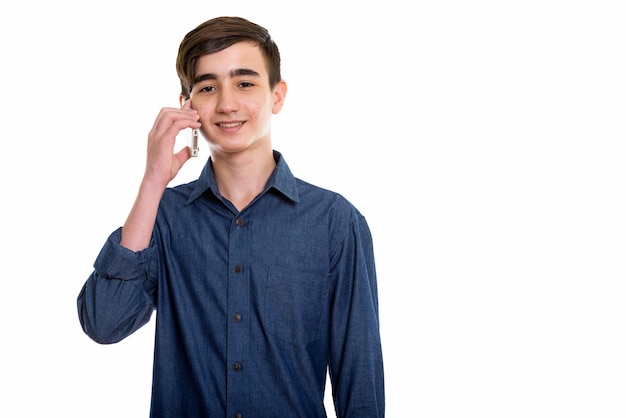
233, 313, 242, 322
235, 218, 243, 226
233, 362, 242, 372
234, 265, 242, 274
234, 413, 243, 418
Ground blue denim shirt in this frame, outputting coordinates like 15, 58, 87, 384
77, 151, 384, 417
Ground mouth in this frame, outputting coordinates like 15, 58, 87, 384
216, 121, 244, 129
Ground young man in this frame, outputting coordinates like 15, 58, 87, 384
77, 16, 384, 417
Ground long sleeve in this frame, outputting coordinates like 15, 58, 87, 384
77, 228, 158, 344
329, 213, 385, 417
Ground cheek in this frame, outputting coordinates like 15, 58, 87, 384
192, 101, 211, 123
251, 102, 274, 133
247, 100, 269, 121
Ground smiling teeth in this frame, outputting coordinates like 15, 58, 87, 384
219, 122, 242, 128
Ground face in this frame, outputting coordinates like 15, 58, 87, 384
188, 41, 286, 156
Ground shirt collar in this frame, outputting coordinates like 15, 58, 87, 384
186, 150, 300, 205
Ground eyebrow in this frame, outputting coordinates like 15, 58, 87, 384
193, 68, 261, 85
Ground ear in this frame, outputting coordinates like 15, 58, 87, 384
271, 80, 288, 114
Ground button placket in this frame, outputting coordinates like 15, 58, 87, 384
226, 214, 249, 415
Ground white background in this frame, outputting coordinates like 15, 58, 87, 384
1, 1, 625, 417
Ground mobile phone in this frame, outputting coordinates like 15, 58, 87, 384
190, 128, 199, 157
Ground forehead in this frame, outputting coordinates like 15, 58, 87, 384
195, 41, 267, 78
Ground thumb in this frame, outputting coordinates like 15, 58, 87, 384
171, 146, 193, 177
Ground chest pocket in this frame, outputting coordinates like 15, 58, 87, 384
264, 267, 330, 347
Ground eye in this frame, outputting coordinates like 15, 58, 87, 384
199, 85, 216, 93
238, 81, 254, 89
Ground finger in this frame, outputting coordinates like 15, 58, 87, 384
181, 98, 193, 110
150, 107, 199, 140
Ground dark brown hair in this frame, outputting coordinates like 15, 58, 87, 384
176, 16, 282, 100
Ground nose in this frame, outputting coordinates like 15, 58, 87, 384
215, 87, 239, 114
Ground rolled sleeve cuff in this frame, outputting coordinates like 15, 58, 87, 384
93, 227, 156, 280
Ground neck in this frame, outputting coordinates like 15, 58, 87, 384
211, 149, 276, 211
